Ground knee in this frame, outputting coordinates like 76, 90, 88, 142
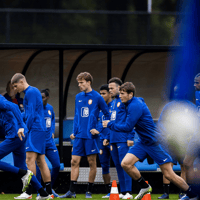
162, 169, 174, 182
71, 158, 79, 167
88, 159, 96, 168
26, 156, 34, 165
121, 160, 130, 171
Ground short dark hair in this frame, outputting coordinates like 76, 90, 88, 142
11, 73, 25, 84
76, 72, 93, 84
41, 88, 50, 97
108, 77, 122, 86
120, 82, 136, 96
195, 73, 200, 79
100, 84, 109, 92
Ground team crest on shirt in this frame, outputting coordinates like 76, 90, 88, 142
110, 145, 113, 151
88, 99, 93, 105
117, 102, 121, 107
100, 149, 103, 155
48, 110, 51, 115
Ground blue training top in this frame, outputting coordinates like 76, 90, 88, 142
108, 95, 135, 143
23, 86, 46, 131
73, 89, 110, 139
0, 95, 28, 138
96, 101, 112, 140
108, 97, 156, 145
43, 103, 55, 141
195, 91, 200, 114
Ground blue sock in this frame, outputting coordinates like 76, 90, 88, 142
186, 186, 197, 198
51, 166, 60, 186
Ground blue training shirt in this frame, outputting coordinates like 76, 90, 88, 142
73, 89, 110, 139
43, 103, 55, 141
195, 91, 200, 115
0, 95, 28, 138
96, 101, 112, 140
23, 86, 46, 131
108, 97, 156, 145
107, 95, 135, 143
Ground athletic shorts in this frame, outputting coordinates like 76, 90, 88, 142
98, 139, 110, 174
46, 137, 57, 151
26, 130, 46, 154
128, 141, 172, 166
72, 138, 99, 156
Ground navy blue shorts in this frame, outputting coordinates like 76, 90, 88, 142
72, 138, 99, 156
128, 141, 172, 166
26, 130, 46, 154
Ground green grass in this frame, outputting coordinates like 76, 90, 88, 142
0, 193, 180, 200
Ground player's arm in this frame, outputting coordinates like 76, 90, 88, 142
25, 92, 37, 130
51, 107, 56, 138
98, 96, 110, 120
71, 97, 78, 139
0, 97, 24, 127
107, 103, 142, 132
127, 129, 135, 146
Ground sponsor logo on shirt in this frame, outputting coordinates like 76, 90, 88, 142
88, 99, 93, 105
81, 107, 89, 117
45, 117, 51, 128
111, 111, 116, 121
48, 110, 51, 115
91, 149, 96, 152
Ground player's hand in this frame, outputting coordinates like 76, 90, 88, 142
18, 128, 25, 141
102, 120, 110, 128
90, 129, 100, 135
103, 139, 109, 146
52, 133, 55, 139
70, 133, 75, 140
127, 140, 134, 147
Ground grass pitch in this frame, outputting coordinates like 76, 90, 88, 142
0, 193, 180, 200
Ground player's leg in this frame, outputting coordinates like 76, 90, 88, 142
85, 138, 99, 198
118, 142, 133, 199
59, 138, 83, 198
158, 162, 175, 199
0, 138, 33, 192
110, 143, 126, 198
26, 151, 38, 174
158, 174, 170, 199
36, 154, 52, 196
150, 144, 197, 200
99, 144, 111, 198
45, 143, 60, 187
179, 163, 187, 199
59, 155, 81, 198
13, 143, 50, 199
45, 146, 60, 198
121, 143, 152, 200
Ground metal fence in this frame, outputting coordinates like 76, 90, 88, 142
0, 8, 181, 45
